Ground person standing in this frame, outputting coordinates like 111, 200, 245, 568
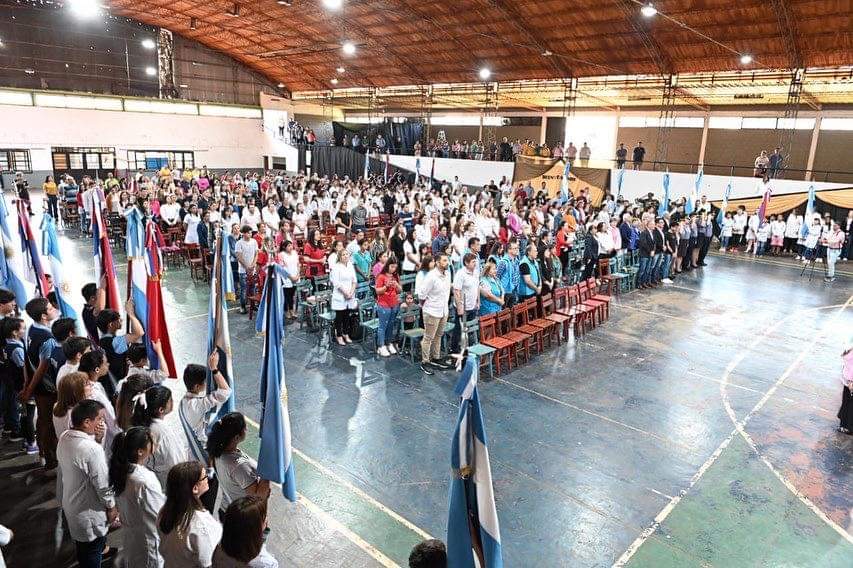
235, 226, 258, 314
637, 220, 656, 289
768, 147, 783, 179
615, 143, 627, 169
21, 298, 60, 468
579, 142, 591, 167
330, 249, 358, 346
374, 257, 402, 357
632, 142, 645, 170
133, 385, 190, 489
517, 244, 542, 302
496, 240, 521, 308
206, 413, 270, 513
837, 336, 853, 434
56, 400, 117, 568
418, 253, 452, 376
43, 175, 59, 220
824, 221, 845, 283
450, 253, 480, 355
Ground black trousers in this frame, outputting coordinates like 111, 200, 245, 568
698, 236, 711, 263
334, 308, 353, 337
839, 386, 853, 430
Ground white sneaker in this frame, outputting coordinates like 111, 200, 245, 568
377, 346, 390, 357
662, 278, 673, 284
387, 344, 398, 354
720, 248, 726, 253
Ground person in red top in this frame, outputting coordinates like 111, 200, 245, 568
303, 228, 327, 277
554, 221, 574, 273
374, 255, 402, 357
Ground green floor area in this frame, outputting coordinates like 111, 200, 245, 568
626, 435, 853, 567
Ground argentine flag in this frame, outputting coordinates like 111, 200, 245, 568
716, 181, 732, 226
615, 167, 625, 201
800, 184, 816, 239
559, 160, 571, 205
363, 150, 370, 180
126, 206, 152, 363
415, 156, 422, 183
40, 215, 78, 321
447, 356, 502, 568
0, 192, 29, 307
657, 172, 671, 217
255, 264, 297, 501
208, 232, 237, 421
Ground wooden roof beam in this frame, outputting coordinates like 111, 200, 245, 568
769, 0, 803, 69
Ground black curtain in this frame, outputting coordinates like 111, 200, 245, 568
311, 146, 409, 182
332, 119, 424, 155
297, 145, 307, 173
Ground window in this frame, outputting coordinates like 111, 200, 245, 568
0, 149, 33, 173
820, 118, 853, 131
709, 116, 743, 129
51, 147, 116, 174
127, 150, 195, 171
741, 117, 777, 129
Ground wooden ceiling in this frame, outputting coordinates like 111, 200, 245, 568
107, 0, 853, 93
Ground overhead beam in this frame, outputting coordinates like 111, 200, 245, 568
769, 0, 803, 69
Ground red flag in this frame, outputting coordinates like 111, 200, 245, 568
92, 193, 121, 311
145, 221, 176, 375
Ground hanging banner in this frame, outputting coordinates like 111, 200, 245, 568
512, 156, 609, 206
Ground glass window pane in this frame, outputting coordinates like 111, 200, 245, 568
53, 153, 68, 169
85, 153, 101, 169
13, 151, 30, 170
101, 153, 114, 169
185, 153, 194, 169
0, 152, 9, 172
69, 153, 83, 169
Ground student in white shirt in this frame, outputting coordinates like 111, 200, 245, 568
110, 427, 166, 568
183, 205, 202, 245
240, 203, 262, 232
133, 385, 190, 489
79, 350, 122, 456
159, 196, 181, 226
329, 249, 358, 346
158, 461, 222, 568
56, 336, 92, 387
206, 413, 270, 514
52, 372, 92, 440
213, 496, 279, 568
418, 253, 452, 376
56, 400, 117, 568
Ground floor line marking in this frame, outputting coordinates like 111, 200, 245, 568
719, 295, 853, 545
685, 370, 763, 394
494, 378, 695, 452
613, 301, 852, 567
174, 307, 239, 321
243, 416, 433, 541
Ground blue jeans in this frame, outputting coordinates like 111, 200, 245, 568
238, 272, 248, 307
376, 305, 399, 346
756, 241, 767, 256
75, 535, 106, 568
660, 254, 672, 280
650, 254, 663, 282
638, 256, 651, 286
721, 236, 730, 249
451, 309, 479, 354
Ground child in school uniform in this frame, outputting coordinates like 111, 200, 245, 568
755, 221, 771, 256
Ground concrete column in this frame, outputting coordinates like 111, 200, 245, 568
540, 112, 548, 145
478, 112, 484, 141
804, 113, 822, 181
698, 112, 710, 167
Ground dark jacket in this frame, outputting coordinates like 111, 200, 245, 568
639, 229, 656, 257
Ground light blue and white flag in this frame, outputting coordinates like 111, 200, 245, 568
0, 192, 29, 307
40, 215, 78, 321
255, 263, 297, 502
125, 206, 152, 362
615, 166, 625, 201
559, 160, 571, 205
208, 232, 236, 421
800, 183, 816, 239
447, 356, 502, 568
415, 156, 422, 184
363, 150, 370, 180
716, 180, 732, 226
657, 172, 671, 217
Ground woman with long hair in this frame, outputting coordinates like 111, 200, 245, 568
110, 427, 165, 568
329, 248, 358, 346
52, 371, 92, 439
303, 228, 327, 278
374, 255, 402, 357
116, 374, 155, 431
132, 385, 189, 488
276, 240, 300, 320
212, 496, 279, 567
158, 461, 221, 567
206, 413, 270, 514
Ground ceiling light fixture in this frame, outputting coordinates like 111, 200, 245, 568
323, 0, 343, 9
189, 17, 197, 30
141, 38, 156, 49
145, 66, 156, 76
227, 3, 240, 17
277, 82, 285, 88
342, 41, 356, 55
276, 0, 292, 5
179, 83, 189, 88
479, 67, 491, 80
641, 3, 657, 17
336, 66, 345, 73
542, 50, 553, 57
24, 68, 35, 74
331, 78, 339, 85
740, 54, 753, 64
68, 0, 101, 19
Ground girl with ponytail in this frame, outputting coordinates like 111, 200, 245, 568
131, 385, 189, 488
206, 412, 270, 515
109, 427, 165, 568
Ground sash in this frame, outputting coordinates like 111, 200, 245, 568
179, 397, 210, 466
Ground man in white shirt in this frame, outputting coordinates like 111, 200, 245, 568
450, 253, 480, 355
418, 253, 452, 376
160, 195, 181, 226
56, 400, 116, 568
234, 226, 258, 313
240, 201, 262, 231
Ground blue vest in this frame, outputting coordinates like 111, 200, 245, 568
517, 256, 540, 297
2, 341, 25, 390
26, 325, 52, 373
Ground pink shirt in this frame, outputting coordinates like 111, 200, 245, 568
843, 349, 853, 385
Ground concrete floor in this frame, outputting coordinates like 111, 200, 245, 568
1, 200, 851, 567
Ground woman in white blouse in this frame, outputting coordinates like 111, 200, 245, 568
52, 372, 92, 439
277, 240, 300, 320
158, 461, 222, 568
110, 427, 166, 568
132, 385, 190, 489
292, 203, 308, 237
330, 249, 358, 345
183, 204, 202, 245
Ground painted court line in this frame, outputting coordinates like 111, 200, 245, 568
614, 300, 853, 566
495, 378, 695, 452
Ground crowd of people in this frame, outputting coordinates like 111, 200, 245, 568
2, 157, 851, 567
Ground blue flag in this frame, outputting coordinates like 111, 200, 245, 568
657, 173, 670, 217
0, 193, 28, 307
40, 215, 79, 321
415, 156, 422, 183
801, 184, 815, 239
447, 356, 502, 568
615, 167, 625, 201
255, 264, 297, 502
207, 232, 236, 422
559, 160, 571, 205
716, 181, 732, 226
363, 150, 370, 180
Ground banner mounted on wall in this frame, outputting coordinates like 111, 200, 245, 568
512, 156, 609, 206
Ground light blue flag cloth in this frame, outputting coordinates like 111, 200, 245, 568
207, 233, 236, 423
0, 193, 29, 307
447, 356, 503, 568
559, 160, 571, 205
716, 181, 732, 226
657, 173, 671, 217
363, 151, 370, 180
40, 215, 78, 321
801, 184, 816, 239
255, 264, 297, 501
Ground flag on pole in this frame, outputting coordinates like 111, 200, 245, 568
363, 150, 370, 180
657, 172, 671, 217
757, 187, 772, 221
800, 184, 815, 239
40, 215, 78, 320
559, 159, 571, 205
415, 157, 422, 184
16, 200, 50, 298
447, 356, 502, 568
126, 205, 149, 350
91, 190, 121, 311
207, 232, 236, 421
615, 167, 625, 201
384, 152, 390, 184
716, 181, 732, 226
255, 264, 297, 502
0, 193, 29, 307
429, 158, 436, 189
144, 219, 175, 374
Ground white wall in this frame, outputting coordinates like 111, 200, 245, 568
610, 168, 849, 202
0, 103, 276, 173
387, 154, 515, 187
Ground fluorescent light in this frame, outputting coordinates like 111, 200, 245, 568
323, 0, 343, 9
35, 93, 122, 111
336, 67, 345, 73
740, 54, 753, 65
68, 0, 101, 19
342, 41, 356, 55
276, 0, 292, 4
145, 66, 156, 76
277, 82, 285, 88
330, 78, 339, 85
479, 67, 491, 80
141, 38, 156, 49
24, 68, 35, 74
179, 84, 189, 88
641, 3, 657, 17
709, 116, 742, 130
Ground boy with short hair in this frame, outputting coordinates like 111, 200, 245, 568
57, 336, 93, 387
94, 299, 144, 400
